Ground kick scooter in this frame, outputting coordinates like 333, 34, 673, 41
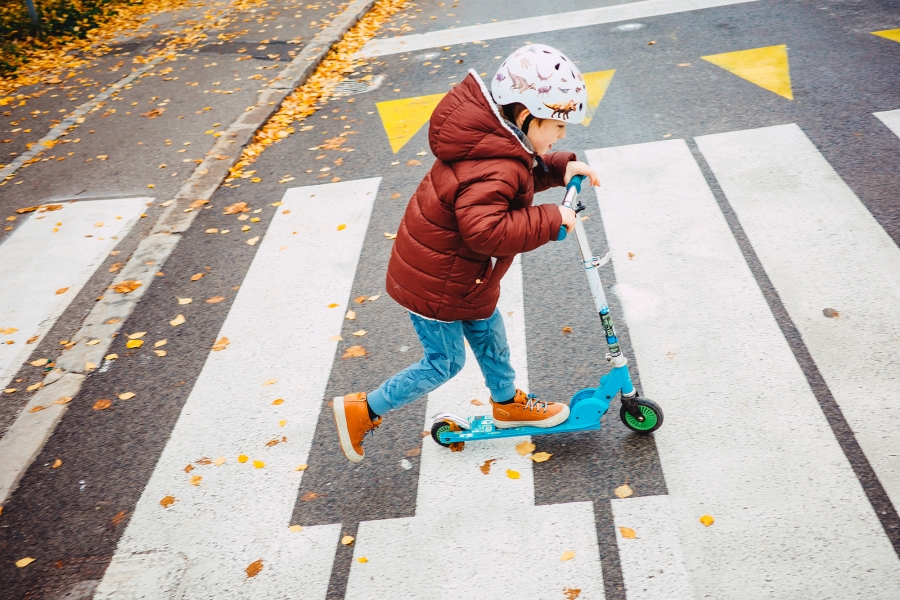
429, 175, 664, 450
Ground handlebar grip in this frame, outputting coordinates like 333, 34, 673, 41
566, 174, 587, 194
557, 225, 567, 241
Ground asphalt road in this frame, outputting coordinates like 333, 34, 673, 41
1, 0, 900, 598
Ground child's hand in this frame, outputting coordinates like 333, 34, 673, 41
564, 161, 601, 187
558, 205, 577, 234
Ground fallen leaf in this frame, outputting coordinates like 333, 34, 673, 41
141, 107, 166, 118
212, 337, 230, 351
86, 339, 100, 346
253, 460, 265, 469
296, 463, 308, 471
205, 228, 219, 234
111, 510, 127, 527
354, 296, 367, 304
384, 232, 397, 239
118, 392, 136, 400
178, 297, 193, 305
358, 556, 368, 563
506, 469, 520, 479
190, 273, 205, 281
405, 447, 421, 457
614, 484, 634, 499
327, 303, 339, 309
104, 354, 118, 361
112, 280, 142, 294
263, 379, 277, 386
563, 587, 582, 600
330, 335, 344, 341
368, 295, 380, 302
515, 441, 535, 456
155, 350, 167, 357
160, 495, 176, 508
337, 224, 346, 231
560, 551, 575, 561
30, 358, 48, 367
26, 335, 39, 344
648, 40, 656, 45
28, 405, 45, 412
184, 464, 193, 473
272, 398, 284, 405
238, 454, 249, 463
341, 535, 355, 545
342, 345, 367, 358
627, 252, 635, 260
470, 399, 483, 406
214, 456, 226, 466
93, 399, 112, 410
51, 458, 62, 468
562, 326, 573, 334
406, 159, 421, 166
247, 236, 260, 246
190, 475, 202, 486
531, 452, 552, 463
619, 527, 637, 539
154, 340, 167, 347
345, 310, 356, 320
700, 514, 715, 527
351, 330, 367, 336
127, 332, 147, 340
84, 362, 97, 371
823, 308, 839, 319
289, 524, 303, 532
15, 557, 35, 568
126, 339, 143, 349
196, 457, 212, 465
55, 287, 69, 295
246, 559, 263, 578
390, 193, 401, 199
301, 491, 318, 501
54, 397, 72, 405
170, 314, 185, 327
480, 458, 496, 474
224, 202, 250, 215
26, 382, 43, 392
190, 199, 208, 209
4, 388, 17, 394
104, 318, 121, 325
206, 296, 225, 303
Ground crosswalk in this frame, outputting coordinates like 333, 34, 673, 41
3, 114, 900, 598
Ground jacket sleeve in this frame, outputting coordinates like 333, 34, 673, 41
455, 177, 564, 257
533, 151, 575, 193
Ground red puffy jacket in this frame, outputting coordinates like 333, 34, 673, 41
386, 71, 574, 322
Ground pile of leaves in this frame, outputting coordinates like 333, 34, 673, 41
227, 0, 409, 181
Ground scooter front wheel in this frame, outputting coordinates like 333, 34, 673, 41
430, 418, 465, 451
620, 398, 663, 433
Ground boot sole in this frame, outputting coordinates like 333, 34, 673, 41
493, 404, 570, 429
332, 396, 364, 463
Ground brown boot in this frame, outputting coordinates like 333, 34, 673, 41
491, 389, 569, 429
333, 392, 382, 463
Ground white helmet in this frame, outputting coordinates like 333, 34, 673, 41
490, 44, 587, 124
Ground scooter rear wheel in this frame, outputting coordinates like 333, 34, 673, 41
620, 398, 663, 433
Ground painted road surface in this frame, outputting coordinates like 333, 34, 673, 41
1, 0, 900, 599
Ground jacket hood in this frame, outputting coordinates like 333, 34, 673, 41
428, 70, 534, 165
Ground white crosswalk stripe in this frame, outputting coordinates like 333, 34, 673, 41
94, 180, 379, 599
696, 123, 900, 509
346, 258, 606, 599
0, 198, 147, 390
586, 138, 900, 599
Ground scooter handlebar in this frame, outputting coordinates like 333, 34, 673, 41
557, 175, 588, 241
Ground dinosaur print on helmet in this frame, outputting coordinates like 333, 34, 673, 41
490, 44, 587, 124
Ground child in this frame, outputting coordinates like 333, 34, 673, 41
334, 44, 600, 463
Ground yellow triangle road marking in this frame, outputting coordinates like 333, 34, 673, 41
581, 70, 616, 127
376, 93, 447, 154
872, 29, 900, 43
702, 45, 793, 100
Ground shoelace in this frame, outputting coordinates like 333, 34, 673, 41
523, 394, 548, 413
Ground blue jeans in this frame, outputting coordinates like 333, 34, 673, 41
366, 309, 517, 415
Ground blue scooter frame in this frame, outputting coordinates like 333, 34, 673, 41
431, 175, 663, 449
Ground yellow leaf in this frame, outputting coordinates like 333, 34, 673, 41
190, 475, 202, 486
384, 232, 397, 239
170, 314, 185, 327
253, 460, 265, 469
26, 382, 42, 392
263, 379, 277, 386
205, 228, 218, 234
211, 337, 230, 351
30, 358, 48, 367
93, 399, 112, 410
700, 514, 715, 527
341, 535, 355, 545
470, 399, 483, 406
279, 420, 287, 427
126, 339, 143, 348
295, 463, 308, 471
4, 388, 17, 394
238, 454, 248, 463
154, 350, 167, 357
289, 524, 303, 532
206, 296, 225, 304
330, 335, 344, 341
160, 495, 176, 508
358, 556, 368, 563
560, 551, 575, 561
328, 303, 339, 309
118, 392, 136, 400
51, 458, 62, 468
515, 441, 535, 456
214, 456, 226, 466
154, 340, 167, 347
84, 362, 97, 371
178, 297, 193, 304
56, 287, 69, 295
506, 469, 520, 479
104, 354, 118, 360
352, 330, 367, 336
112, 280, 142, 293
615, 484, 634, 499
85, 339, 100, 346
337, 224, 346, 231
342, 345, 367, 358
127, 332, 147, 339
619, 527, 637, 539
562, 326, 573, 334
531, 452, 552, 463
190, 273, 205, 281
15, 557, 35, 568
28, 405, 45, 412
247, 236, 260, 246
272, 398, 284, 405
345, 310, 356, 320
246, 559, 263, 578
53, 396, 72, 404
368, 295, 380, 301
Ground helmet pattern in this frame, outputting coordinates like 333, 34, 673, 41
490, 44, 587, 124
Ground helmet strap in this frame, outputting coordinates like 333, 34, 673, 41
521, 113, 536, 135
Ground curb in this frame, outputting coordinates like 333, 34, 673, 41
0, 0, 379, 506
